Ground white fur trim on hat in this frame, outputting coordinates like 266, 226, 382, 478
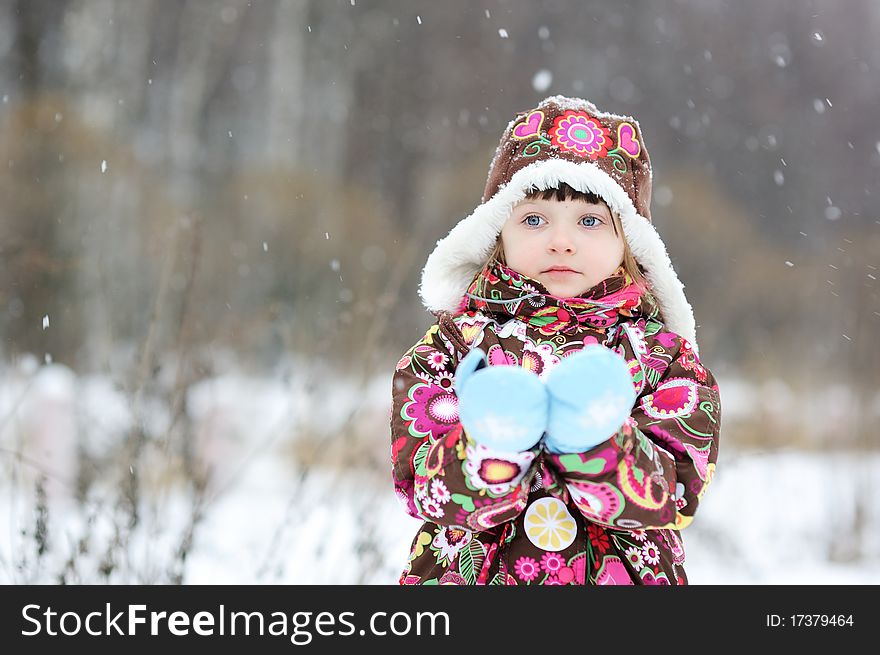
418, 158, 700, 354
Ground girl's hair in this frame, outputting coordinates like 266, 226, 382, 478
486, 182, 650, 292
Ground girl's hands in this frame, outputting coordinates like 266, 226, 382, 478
454, 348, 549, 452
454, 345, 636, 455
542, 346, 636, 454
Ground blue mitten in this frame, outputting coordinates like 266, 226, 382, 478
454, 348, 548, 452
543, 346, 637, 454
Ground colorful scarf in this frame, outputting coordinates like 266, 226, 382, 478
459, 260, 660, 336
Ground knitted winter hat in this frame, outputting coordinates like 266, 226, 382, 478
418, 95, 700, 354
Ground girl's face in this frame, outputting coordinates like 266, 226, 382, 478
500, 196, 625, 298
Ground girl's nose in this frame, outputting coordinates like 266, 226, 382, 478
547, 228, 577, 253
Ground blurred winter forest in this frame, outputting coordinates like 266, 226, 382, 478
1, 0, 878, 584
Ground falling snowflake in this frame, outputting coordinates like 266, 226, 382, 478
824, 206, 841, 221
532, 69, 553, 92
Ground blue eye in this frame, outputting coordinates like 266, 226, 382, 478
523, 214, 544, 227
580, 216, 602, 227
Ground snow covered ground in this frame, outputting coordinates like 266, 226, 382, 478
1, 356, 878, 584
188, 448, 880, 585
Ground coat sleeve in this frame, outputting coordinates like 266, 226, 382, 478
390, 321, 541, 532
543, 335, 722, 531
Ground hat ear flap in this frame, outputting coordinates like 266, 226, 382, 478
632, 131, 653, 221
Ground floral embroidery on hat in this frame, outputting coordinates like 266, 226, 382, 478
601, 121, 641, 173
512, 110, 552, 157
550, 110, 611, 159
616, 122, 641, 158
511, 110, 546, 139
522, 135, 552, 157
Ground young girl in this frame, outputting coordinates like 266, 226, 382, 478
390, 95, 722, 585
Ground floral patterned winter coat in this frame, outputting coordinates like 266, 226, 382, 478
391, 261, 722, 585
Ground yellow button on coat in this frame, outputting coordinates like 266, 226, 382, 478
524, 497, 577, 551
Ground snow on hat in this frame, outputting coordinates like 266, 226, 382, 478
418, 95, 700, 354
